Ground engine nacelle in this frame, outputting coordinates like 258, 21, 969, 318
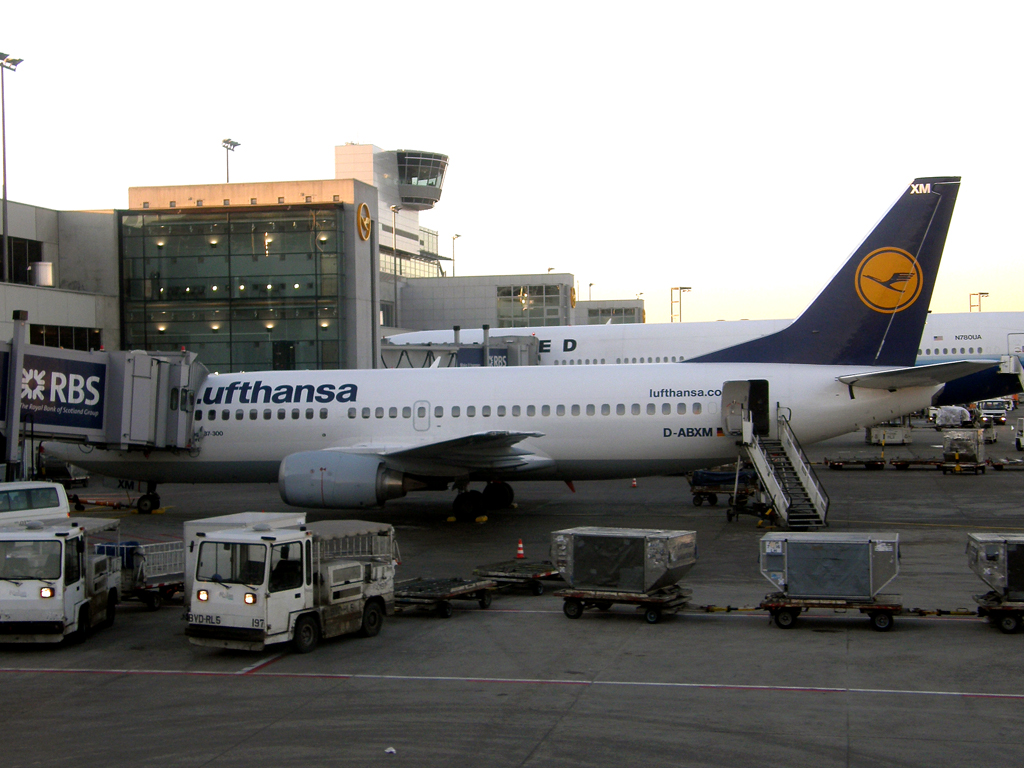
278, 451, 408, 509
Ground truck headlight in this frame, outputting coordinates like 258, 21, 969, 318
197, 589, 209, 602
244, 593, 257, 605
40, 587, 54, 599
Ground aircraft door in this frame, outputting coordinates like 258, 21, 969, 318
413, 400, 430, 432
1009, 334, 1024, 357
721, 381, 749, 436
749, 380, 770, 436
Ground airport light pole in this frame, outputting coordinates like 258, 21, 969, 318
1, 53, 24, 284
451, 233, 461, 277
222, 138, 240, 183
391, 205, 401, 326
589, 282, 594, 301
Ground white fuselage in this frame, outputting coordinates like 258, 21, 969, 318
51, 363, 939, 485
387, 312, 1024, 367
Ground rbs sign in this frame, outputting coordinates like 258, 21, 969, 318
17, 354, 106, 431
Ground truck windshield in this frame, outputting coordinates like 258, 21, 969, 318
0, 540, 62, 580
196, 542, 267, 586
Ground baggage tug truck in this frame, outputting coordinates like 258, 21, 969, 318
0, 517, 120, 643
185, 515, 397, 653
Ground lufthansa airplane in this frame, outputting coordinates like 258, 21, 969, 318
388, 313, 1024, 404
49, 177, 992, 515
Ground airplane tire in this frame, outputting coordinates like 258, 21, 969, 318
137, 494, 157, 515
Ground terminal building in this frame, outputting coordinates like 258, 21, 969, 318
1, 142, 644, 373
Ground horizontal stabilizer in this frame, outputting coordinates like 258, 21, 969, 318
837, 360, 999, 390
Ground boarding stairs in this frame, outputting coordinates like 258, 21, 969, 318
742, 416, 828, 529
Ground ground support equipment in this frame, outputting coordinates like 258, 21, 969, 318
688, 469, 759, 508
974, 592, 1024, 634
394, 577, 498, 619
939, 461, 986, 475
889, 459, 943, 470
554, 585, 692, 624
473, 560, 562, 596
824, 454, 886, 470
759, 592, 903, 631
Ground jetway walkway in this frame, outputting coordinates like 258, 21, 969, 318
2, 323, 208, 477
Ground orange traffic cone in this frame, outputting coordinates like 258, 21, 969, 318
631, 478, 637, 488
516, 539, 525, 559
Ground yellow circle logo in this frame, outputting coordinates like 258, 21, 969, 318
854, 247, 923, 313
357, 203, 372, 241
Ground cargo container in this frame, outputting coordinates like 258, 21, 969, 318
550, 527, 696, 594
966, 533, 1024, 600
759, 532, 900, 600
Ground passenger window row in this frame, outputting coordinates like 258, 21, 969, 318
345, 402, 705, 419
554, 356, 683, 365
920, 347, 982, 355
195, 408, 329, 422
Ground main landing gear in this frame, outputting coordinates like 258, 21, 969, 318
137, 481, 161, 515
453, 482, 515, 516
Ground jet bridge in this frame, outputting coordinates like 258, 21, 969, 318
1, 321, 208, 479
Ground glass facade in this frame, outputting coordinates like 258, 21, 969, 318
587, 307, 641, 324
497, 284, 566, 327
121, 208, 344, 372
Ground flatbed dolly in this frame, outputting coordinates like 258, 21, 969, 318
973, 591, 1024, 633
889, 458, 942, 470
824, 455, 886, 470
473, 559, 562, 596
688, 469, 759, 507
554, 585, 692, 624
760, 592, 903, 631
940, 461, 985, 475
394, 577, 498, 618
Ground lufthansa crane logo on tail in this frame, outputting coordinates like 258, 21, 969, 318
854, 247, 923, 313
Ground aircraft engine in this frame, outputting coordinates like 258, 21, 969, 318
278, 451, 408, 509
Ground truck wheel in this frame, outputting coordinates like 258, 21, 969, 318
998, 613, 1022, 634
477, 590, 492, 609
774, 608, 798, 629
142, 592, 163, 611
644, 607, 662, 624
869, 611, 894, 632
72, 605, 92, 644
563, 599, 584, 619
435, 601, 454, 619
360, 601, 385, 636
102, 591, 117, 629
292, 614, 320, 653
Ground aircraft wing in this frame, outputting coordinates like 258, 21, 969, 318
837, 360, 1000, 390
338, 431, 551, 472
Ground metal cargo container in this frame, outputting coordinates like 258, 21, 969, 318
550, 527, 697, 593
966, 533, 1024, 600
759, 532, 900, 600
942, 429, 984, 464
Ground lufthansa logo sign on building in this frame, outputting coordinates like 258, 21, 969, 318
357, 203, 372, 241
854, 247, 923, 313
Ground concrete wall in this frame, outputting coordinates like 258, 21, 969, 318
0, 284, 120, 348
56, 210, 120, 295
341, 181, 380, 369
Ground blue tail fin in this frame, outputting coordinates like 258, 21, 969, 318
690, 177, 960, 367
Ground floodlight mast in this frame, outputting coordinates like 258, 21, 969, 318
222, 138, 240, 183
1, 53, 24, 284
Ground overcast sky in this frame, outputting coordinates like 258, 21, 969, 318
4, 2, 1021, 323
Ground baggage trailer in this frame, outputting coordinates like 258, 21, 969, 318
759, 592, 903, 631
395, 577, 498, 618
759, 532, 902, 630
554, 584, 691, 624
973, 593, 1024, 634
94, 536, 185, 610
473, 559, 562, 596
688, 469, 759, 507
940, 429, 986, 473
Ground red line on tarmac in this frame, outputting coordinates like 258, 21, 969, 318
1, 667, 1023, 700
